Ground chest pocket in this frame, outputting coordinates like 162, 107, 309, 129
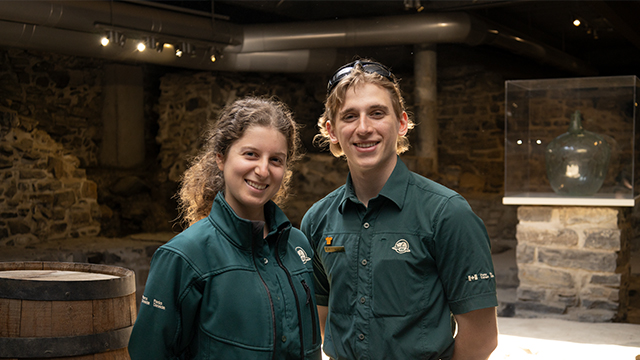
371, 235, 433, 316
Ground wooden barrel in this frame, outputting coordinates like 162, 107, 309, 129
0, 261, 137, 359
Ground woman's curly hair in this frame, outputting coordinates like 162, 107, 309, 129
314, 59, 414, 157
177, 96, 302, 227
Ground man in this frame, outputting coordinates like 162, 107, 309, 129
300, 59, 498, 360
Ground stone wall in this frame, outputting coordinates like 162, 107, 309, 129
0, 108, 100, 244
516, 206, 631, 321
154, 66, 518, 247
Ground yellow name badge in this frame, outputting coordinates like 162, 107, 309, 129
324, 246, 345, 253
324, 236, 345, 252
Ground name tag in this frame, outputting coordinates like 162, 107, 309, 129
324, 246, 345, 253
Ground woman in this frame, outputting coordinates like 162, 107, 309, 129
128, 96, 321, 359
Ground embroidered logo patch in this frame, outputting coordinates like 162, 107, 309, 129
296, 246, 311, 264
392, 239, 411, 254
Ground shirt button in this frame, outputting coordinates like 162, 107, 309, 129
358, 333, 365, 340
282, 335, 287, 342
361, 259, 368, 266
263, 258, 268, 265
360, 296, 366, 304
363, 222, 370, 229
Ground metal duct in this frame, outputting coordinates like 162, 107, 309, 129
0, 0, 596, 75
0, 19, 338, 73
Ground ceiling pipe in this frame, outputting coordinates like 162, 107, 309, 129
0, 20, 338, 73
0, 0, 596, 75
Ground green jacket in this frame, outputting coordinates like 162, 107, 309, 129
129, 193, 322, 359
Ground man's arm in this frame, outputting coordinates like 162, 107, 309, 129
317, 305, 328, 342
451, 307, 498, 360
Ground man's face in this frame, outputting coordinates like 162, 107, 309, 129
327, 82, 408, 175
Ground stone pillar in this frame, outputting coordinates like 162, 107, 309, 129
414, 44, 438, 173
515, 206, 631, 322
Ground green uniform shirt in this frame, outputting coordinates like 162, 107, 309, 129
129, 193, 322, 359
300, 158, 497, 360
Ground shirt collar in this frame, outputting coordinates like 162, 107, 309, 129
209, 192, 291, 249
338, 156, 409, 213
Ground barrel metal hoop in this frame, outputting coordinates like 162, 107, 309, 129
0, 326, 133, 358
0, 275, 136, 300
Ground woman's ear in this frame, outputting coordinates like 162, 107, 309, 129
216, 153, 225, 171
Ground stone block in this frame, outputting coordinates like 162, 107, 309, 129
589, 273, 621, 287
581, 299, 619, 311
69, 207, 91, 225
54, 190, 75, 207
584, 229, 621, 250
19, 169, 47, 179
517, 286, 546, 301
516, 226, 578, 247
559, 207, 618, 226
574, 309, 617, 322
518, 264, 574, 288
7, 219, 31, 234
36, 179, 62, 192
538, 248, 618, 272
47, 156, 67, 179
517, 206, 553, 222
30, 193, 54, 205
516, 243, 535, 263
81, 180, 98, 199
515, 300, 566, 315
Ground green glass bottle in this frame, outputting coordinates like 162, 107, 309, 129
545, 110, 611, 196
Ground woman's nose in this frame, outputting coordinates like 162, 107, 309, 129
254, 158, 269, 177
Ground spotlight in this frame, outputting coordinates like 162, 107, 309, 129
137, 42, 146, 52
100, 30, 115, 46
573, 19, 581, 27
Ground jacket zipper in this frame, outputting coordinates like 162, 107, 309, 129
253, 242, 277, 360
275, 233, 306, 359
301, 279, 318, 346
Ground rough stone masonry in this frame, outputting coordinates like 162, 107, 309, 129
516, 206, 631, 322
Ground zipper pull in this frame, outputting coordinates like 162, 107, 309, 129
301, 279, 311, 305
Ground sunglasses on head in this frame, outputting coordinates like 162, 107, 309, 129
326, 60, 396, 94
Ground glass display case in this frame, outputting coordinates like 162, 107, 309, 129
503, 76, 639, 206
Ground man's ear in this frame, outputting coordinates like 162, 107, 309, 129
327, 121, 340, 144
398, 112, 409, 136
216, 153, 225, 171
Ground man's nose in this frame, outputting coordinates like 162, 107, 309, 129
356, 115, 372, 134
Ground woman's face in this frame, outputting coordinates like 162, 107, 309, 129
216, 125, 288, 221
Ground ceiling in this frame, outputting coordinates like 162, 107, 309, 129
1, 1, 639, 78
162, 0, 640, 77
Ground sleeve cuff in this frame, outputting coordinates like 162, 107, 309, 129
449, 292, 498, 315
